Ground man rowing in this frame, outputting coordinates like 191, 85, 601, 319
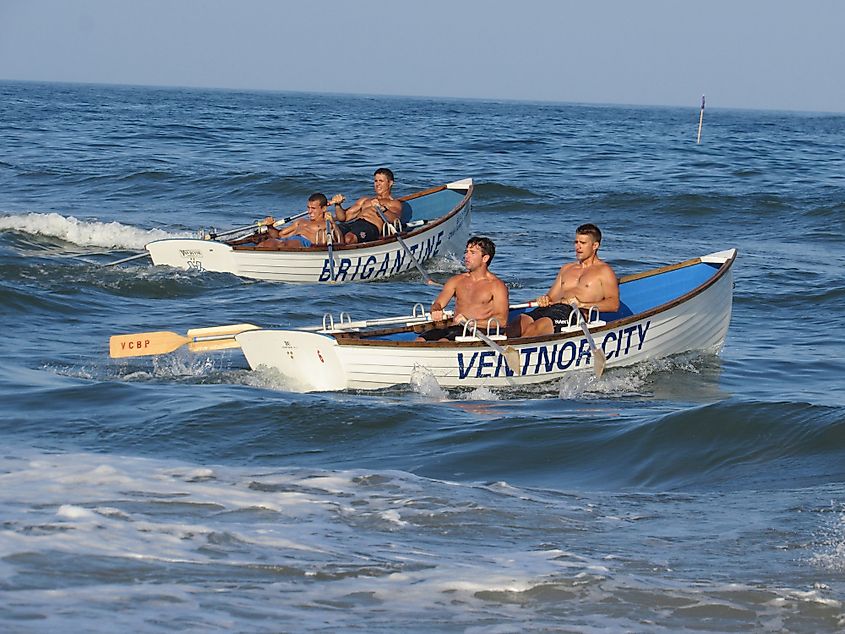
418, 236, 510, 341
332, 167, 402, 244
508, 223, 620, 338
230, 193, 342, 247
251, 193, 343, 249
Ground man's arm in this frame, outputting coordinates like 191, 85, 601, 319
538, 265, 569, 306
491, 279, 511, 327
430, 276, 458, 321
335, 196, 367, 221
378, 199, 403, 224
588, 268, 620, 312
569, 267, 620, 312
274, 219, 303, 239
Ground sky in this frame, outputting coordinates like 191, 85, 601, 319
1, 0, 844, 113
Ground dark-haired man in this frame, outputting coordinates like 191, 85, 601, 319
508, 223, 619, 338
255, 193, 342, 249
418, 236, 510, 342
332, 167, 402, 244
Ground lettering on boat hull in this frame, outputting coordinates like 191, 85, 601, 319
318, 232, 444, 282
456, 320, 651, 380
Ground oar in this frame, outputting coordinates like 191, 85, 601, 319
102, 251, 152, 267
570, 301, 606, 378
212, 210, 310, 241
458, 317, 520, 375
325, 215, 336, 282
302, 310, 454, 332
109, 323, 259, 358
373, 204, 439, 286
105, 211, 312, 267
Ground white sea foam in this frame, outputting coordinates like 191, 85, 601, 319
409, 364, 448, 399
0, 211, 186, 249
1, 450, 842, 631
465, 384, 501, 400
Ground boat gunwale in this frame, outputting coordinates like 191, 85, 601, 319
332, 249, 737, 349
226, 182, 472, 254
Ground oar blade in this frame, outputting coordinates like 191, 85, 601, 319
109, 331, 189, 358
110, 323, 260, 358
593, 348, 607, 378
504, 346, 521, 376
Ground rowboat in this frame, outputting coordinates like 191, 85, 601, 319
233, 248, 737, 391
144, 178, 473, 283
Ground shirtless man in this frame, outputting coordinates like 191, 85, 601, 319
332, 167, 403, 244
256, 193, 342, 249
418, 236, 510, 342
509, 223, 619, 338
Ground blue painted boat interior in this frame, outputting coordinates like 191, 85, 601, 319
599, 260, 720, 321
403, 188, 466, 224
361, 260, 721, 342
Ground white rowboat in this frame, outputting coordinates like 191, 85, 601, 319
235, 248, 738, 391
145, 178, 473, 283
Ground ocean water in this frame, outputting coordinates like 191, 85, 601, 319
1, 80, 844, 632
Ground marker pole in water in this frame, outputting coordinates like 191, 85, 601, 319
696, 95, 705, 144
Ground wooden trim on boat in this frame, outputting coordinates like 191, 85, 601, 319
617, 256, 702, 284
399, 184, 447, 202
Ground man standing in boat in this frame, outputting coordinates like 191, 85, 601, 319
418, 236, 510, 341
509, 223, 619, 338
332, 167, 403, 244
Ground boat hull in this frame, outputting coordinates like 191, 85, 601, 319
236, 249, 737, 391
146, 179, 472, 283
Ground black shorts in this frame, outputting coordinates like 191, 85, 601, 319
337, 219, 380, 243
419, 324, 467, 342
526, 304, 576, 332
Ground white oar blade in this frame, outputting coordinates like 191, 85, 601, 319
504, 346, 521, 376
593, 348, 607, 378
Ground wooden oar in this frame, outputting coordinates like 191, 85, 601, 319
325, 215, 337, 282
102, 251, 152, 267
570, 301, 606, 378
212, 210, 310, 240
109, 323, 259, 358
373, 204, 439, 286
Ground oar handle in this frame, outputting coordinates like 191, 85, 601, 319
272, 210, 308, 228
210, 211, 309, 241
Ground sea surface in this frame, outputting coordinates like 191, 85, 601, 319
1, 80, 844, 632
